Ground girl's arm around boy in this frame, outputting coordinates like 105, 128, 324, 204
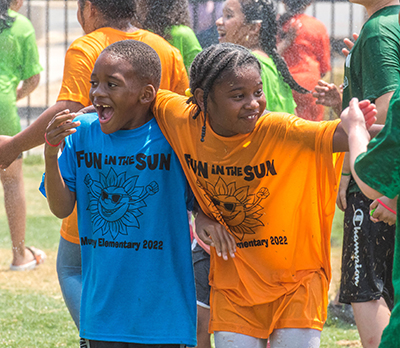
44, 109, 81, 219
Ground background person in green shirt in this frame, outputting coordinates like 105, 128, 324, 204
0, 0, 44, 270
135, 0, 202, 74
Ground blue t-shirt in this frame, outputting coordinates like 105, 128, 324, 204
53, 113, 196, 345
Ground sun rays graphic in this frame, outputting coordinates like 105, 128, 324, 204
202, 177, 269, 240
84, 168, 159, 240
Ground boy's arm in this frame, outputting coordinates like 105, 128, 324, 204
0, 100, 83, 170
340, 98, 382, 199
44, 110, 81, 218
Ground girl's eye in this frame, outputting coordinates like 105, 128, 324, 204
232, 94, 244, 100
255, 89, 263, 97
90, 80, 98, 87
108, 82, 117, 88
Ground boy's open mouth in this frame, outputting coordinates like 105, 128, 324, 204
95, 104, 114, 123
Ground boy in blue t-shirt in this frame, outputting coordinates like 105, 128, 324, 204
42, 40, 196, 347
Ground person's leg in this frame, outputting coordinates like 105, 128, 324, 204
352, 299, 391, 348
197, 304, 211, 348
1, 157, 30, 266
192, 242, 212, 348
214, 331, 268, 348
269, 328, 320, 348
57, 235, 82, 329
339, 192, 395, 348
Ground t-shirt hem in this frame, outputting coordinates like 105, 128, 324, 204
60, 229, 80, 244
57, 93, 90, 106
210, 319, 323, 338
364, 84, 399, 103
355, 155, 396, 199
80, 332, 196, 346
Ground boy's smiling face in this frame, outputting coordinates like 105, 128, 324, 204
89, 51, 153, 134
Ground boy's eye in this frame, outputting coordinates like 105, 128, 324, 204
108, 82, 117, 88
90, 80, 98, 87
232, 94, 244, 100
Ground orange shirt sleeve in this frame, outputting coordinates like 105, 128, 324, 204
57, 46, 96, 107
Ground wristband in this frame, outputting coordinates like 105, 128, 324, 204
341, 172, 351, 176
44, 133, 62, 148
377, 198, 397, 215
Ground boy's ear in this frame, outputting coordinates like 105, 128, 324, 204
140, 85, 157, 104
194, 88, 205, 112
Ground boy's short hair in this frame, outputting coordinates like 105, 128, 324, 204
79, 0, 135, 21
103, 40, 162, 90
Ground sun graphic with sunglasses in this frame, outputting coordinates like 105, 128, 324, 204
203, 177, 270, 240
84, 168, 159, 240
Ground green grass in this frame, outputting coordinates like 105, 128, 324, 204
0, 289, 78, 347
0, 155, 361, 347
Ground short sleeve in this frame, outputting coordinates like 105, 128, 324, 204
355, 88, 400, 198
57, 48, 94, 106
360, 33, 400, 101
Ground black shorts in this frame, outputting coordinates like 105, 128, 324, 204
80, 338, 185, 348
339, 191, 395, 309
192, 241, 210, 308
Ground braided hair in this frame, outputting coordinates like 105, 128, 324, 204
278, 0, 313, 28
187, 43, 261, 142
0, 0, 14, 34
240, 0, 309, 95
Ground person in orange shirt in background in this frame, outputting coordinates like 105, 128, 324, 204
278, 0, 331, 121
0, 0, 188, 329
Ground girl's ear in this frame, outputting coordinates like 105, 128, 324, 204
140, 85, 157, 104
194, 88, 205, 112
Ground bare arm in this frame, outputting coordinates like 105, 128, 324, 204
332, 99, 379, 153
16, 74, 40, 101
340, 98, 382, 199
44, 109, 80, 218
374, 91, 394, 124
0, 100, 83, 169
193, 202, 236, 260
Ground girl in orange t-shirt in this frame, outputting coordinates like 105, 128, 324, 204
151, 43, 378, 347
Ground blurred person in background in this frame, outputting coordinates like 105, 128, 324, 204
278, 0, 331, 121
0, 0, 45, 271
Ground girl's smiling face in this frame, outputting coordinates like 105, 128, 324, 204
216, 0, 250, 47
205, 65, 266, 137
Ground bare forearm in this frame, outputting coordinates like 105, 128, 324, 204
44, 155, 76, 218
347, 127, 382, 199
333, 123, 383, 153
16, 74, 40, 101
13, 101, 84, 153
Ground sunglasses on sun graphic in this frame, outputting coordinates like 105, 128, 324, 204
101, 189, 131, 204
211, 197, 239, 212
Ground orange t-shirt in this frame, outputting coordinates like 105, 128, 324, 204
153, 90, 344, 335
57, 28, 189, 244
281, 14, 331, 121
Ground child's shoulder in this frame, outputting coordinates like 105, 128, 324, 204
75, 112, 98, 126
